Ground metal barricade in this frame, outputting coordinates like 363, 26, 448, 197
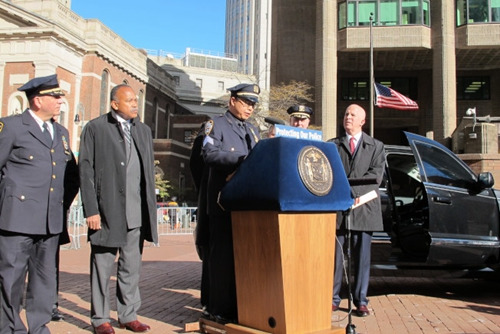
157, 206, 197, 236
67, 205, 87, 249
65, 205, 198, 249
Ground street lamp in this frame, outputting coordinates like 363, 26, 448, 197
466, 107, 477, 139
74, 103, 85, 124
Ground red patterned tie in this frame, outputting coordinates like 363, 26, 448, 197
349, 137, 355, 155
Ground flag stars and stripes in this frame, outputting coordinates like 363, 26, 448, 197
374, 82, 419, 110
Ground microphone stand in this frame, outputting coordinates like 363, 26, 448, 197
344, 208, 356, 334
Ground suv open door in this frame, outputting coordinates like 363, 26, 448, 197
401, 131, 500, 267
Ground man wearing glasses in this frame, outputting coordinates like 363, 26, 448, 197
200, 83, 260, 324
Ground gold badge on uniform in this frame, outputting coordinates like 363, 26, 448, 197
204, 120, 214, 135
0, 121, 3, 133
62, 135, 70, 155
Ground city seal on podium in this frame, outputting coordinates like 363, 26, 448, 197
297, 146, 333, 196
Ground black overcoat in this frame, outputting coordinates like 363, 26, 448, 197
330, 132, 386, 232
78, 111, 158, 247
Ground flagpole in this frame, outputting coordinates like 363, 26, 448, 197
369, 13, 374, 137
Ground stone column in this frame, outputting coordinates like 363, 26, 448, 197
316, 0, 338, 140
431, 0, 457, 145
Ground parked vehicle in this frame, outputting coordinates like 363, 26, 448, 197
374, 132, 500, 272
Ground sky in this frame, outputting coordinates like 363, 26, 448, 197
71, 0, 226, 56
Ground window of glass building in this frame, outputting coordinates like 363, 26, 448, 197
457, 0, 500, 25
341, 79, 369, 100
339, 0, 430, 28
493, 0, 500, 21
359, 1, 376, 25
341, 78, 417, 100
380, 0, 398, 25
457, 77, 490, 100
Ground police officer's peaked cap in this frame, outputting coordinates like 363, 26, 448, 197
287, 104, 313, 119
18, 74, 65, 99
228, 83, 260, 103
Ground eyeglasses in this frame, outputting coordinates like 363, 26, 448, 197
236, 97, 257, 108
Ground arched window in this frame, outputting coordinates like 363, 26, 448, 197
138, 89, 144, 116
7, 93, 26, 116
152, 97, 158, 139
58, 99, 69, 126
100, 70, 110, 115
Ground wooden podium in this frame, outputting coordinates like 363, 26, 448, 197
203, 138, 352, 334
231, 211, 344, 334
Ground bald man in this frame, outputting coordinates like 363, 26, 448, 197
328, 104, 386, 317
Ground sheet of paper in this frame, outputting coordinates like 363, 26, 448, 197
351, 190, 378, 209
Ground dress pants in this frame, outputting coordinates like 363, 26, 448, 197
0, 232, 59, 334
207, 213, 237, 321
90, 227, 143, 327
333, 230, 373, 308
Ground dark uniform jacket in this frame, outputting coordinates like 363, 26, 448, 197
202, 111, 260, 216
190, 123, 209, 255
330, 132, 385, 232
0, 110, 78, 235
78, 111, 158, 247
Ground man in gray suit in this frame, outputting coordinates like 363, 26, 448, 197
79, 84, 157, 334
329, 104, 385, 317
0, 74, 78, 334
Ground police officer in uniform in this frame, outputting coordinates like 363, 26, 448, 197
0, 74, 78, 334
201, 83, 260, 323
287, 104, 313, 129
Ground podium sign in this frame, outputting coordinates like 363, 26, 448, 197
219, 137, 351, 334
219, 137, 352, 212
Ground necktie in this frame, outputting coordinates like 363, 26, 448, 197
349, 137, 356, 155
43, 122, 52, 145
241, 123, 252, 151
122, 122, 131, 147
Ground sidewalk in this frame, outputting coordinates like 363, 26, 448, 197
45, 234, 500, 334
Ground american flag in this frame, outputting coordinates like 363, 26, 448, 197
374, 82, 419, 110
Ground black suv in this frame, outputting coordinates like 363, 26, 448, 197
374, 132, 500, 272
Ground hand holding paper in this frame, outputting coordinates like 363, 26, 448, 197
351, 190, 378, 209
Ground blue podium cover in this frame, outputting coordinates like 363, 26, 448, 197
219, 137, 353, 212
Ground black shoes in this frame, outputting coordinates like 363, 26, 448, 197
51, 308, 64, 321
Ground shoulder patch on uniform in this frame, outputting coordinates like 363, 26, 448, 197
204, 120, 214, 135
0, 121, 3, 133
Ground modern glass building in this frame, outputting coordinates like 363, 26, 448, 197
225, 0, 272, 91
270, 0, 500, 145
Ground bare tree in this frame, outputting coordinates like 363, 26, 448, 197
251, 80, 315, 134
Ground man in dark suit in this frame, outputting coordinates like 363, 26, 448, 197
201, 83, 260, 324
0, 74, 79, 334
329, 104, 385, 317
79, 84, 158, 334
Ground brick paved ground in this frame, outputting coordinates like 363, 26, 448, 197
40, 234, 500, 334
